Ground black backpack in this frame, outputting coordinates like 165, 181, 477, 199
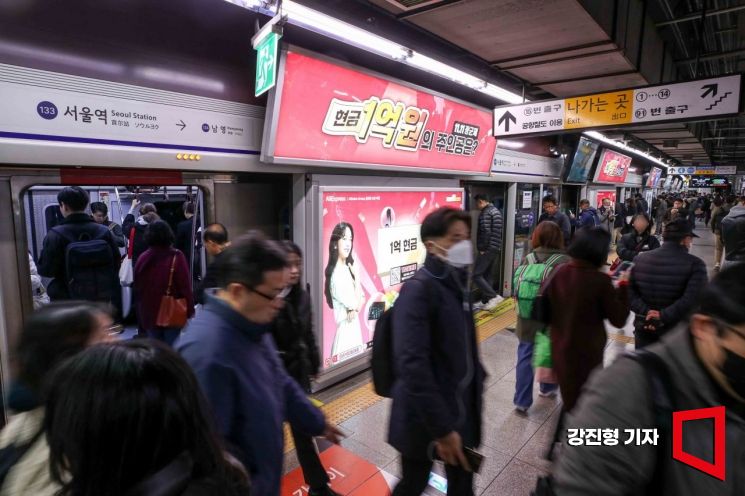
53, 227, 116, 302
371, 275, 437, 398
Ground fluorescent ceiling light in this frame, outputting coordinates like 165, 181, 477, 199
585, 131, 669, 170
225, 0, 525, 105
498, 139, 525, 150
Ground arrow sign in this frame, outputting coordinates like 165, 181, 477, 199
498, 111, 517, 132
176, 119, 186, 131
701, 84, 718, 98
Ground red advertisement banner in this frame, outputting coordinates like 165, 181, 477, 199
270, 51, 496, 174
593, 149, 632, 184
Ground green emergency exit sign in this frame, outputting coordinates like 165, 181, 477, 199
255, 31, 280, 97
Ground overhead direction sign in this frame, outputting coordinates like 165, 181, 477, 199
494, 75, 742, 138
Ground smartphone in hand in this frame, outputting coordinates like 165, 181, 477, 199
463, 447, 485, 473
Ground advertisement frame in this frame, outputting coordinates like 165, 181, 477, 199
592, 148, 633, 185
564, 136, 600, 184
261, 45, 495, 176
316, 185, 465, 374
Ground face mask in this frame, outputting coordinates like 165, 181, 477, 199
722, 347, 745, 400
439, 240, 474, 268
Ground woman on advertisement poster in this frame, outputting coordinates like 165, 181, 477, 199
324, 222, 365, 359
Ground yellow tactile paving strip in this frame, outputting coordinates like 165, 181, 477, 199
284, 303, 518, 453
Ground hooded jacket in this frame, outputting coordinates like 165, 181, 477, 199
553, 325, 745, 496
177, 296, 324, 496
477, 203, 503, 252
721, 204, 745, 263
576, 207, 600, 230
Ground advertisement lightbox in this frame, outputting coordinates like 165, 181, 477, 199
646, 167, 663, 188
565, 136, 599, 183
262, 49, 496, 175
319, 188, 463, 369
593, 149, 632, 184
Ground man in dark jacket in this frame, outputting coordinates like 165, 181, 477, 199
721, 194, 745, 270
38, 186, 121, 302
389, 207, 486, 496
196, 223, 231, 305
175, 201, 196, 260
576, 199, 600, 230
553, 265, 745, 495
538, 196, 571, 243
473, 194, 503, 310
629, 219, 708, 348
177, 233, 342, 496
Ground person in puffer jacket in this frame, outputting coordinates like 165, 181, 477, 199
721, 194, 745, 270
473, 194, 504, 311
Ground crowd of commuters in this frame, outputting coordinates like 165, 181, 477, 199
13, 186, 745, 495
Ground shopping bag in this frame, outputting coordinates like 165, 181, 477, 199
119, 227, 135, 286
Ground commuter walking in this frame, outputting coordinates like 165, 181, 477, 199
542, 228, 630, 413
575, 199, 600, 230
45, 341, 251, 496
38, 187, 121, 304
134, 220, 194, 345
176, 201, 196, 259
512, 222, 568, 413
721, 194, 745, 270
654, 195, 668, 235
620, 198, 638, 234
123, 199, 159, 266
196, 223, 231, 305
90, 201, 126, 248
635, 193, 649, 214
711, 196, 729, 272
629, 219, 708, 349
271, 242, 336, 496
0, 302, 113, 496
612, 200, 629, 245
596, 198, 615, 233
616, 213, 660, 262
388, 207, 486, 496
550, 264, 745, 496
473, 194, 504, 310
177, 232, 342, 496
665, 197, 695, 231
538, 196, 571, 242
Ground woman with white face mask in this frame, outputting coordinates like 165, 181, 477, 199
388, 207, 487, 496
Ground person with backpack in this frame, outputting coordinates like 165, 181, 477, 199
547, 264, 745, 496
575, 199, 600, 231
512, 221, 569, 413
616, 213, 660, 262
38, 187, 121, 303
386, 207, 486, 496
90, 201, 126, 248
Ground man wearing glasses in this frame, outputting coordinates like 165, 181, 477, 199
549, 264, 745, 495
177, 232, 343, 496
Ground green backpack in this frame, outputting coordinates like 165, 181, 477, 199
513, 253, 564, 319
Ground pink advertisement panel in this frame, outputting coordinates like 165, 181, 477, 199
320, 189, 463, 369
593, 149, 632, 184
271, 51, 496, 174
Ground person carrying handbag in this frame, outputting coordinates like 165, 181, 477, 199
134, 221, 194, 346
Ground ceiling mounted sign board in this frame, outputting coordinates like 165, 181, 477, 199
494, 75, 742, 138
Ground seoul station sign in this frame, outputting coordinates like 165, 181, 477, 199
494, 75, 742, 138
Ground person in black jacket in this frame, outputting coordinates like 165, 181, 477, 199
90, 201, 126, 248
176, 201, 196, 260
473, 194, 504, 310
616, 213, 660, 262
721, 195, 745, 270
196, 223, 231, 305
122, 199, 159, 266
389, 207, 486, 496
270, 242, 334, 496
629, 218, 708, 349
38, 187, 121, 303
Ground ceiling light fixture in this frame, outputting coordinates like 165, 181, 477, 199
584, 131, 670, 170
224, 0, 526, 104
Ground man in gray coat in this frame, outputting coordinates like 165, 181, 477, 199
551, 264, 745, 495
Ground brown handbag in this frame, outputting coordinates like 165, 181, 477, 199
155, 254, 188, 328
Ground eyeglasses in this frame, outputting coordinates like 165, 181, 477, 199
250, 286, 292, 302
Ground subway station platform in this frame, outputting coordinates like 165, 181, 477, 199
282, 224, 719, 495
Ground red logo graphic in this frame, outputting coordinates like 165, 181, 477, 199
672, 406, 726, 481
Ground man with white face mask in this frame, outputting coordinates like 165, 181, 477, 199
388, 207, 486, 496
